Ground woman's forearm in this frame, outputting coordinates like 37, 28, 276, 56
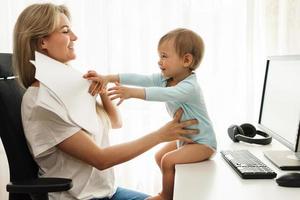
99, 92, 122, 128
97, 131, 161, 169
58, 129, 161, 171
58, 108, 198, 171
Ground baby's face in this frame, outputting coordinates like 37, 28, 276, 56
157, 39, 187, 79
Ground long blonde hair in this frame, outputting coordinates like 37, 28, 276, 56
13, 3, 70, 88
96, 102, 112, 131
13, 3, 111, 130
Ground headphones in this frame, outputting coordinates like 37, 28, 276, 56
227, 123, 272, 145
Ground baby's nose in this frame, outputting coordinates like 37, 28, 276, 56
158, 60, 164, 66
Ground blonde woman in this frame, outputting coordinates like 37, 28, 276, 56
14, 3, 198, 200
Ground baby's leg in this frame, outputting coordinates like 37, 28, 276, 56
158, 144, 214, 200
154, 141, 177, 169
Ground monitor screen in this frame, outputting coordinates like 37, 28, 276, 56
258, 55, 300, 170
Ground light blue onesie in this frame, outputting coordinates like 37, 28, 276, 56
119, 73, 217, 150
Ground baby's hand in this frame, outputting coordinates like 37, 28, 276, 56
83, 70, 108, 96
107, 82, 132, 106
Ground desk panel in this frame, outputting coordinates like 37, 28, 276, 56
174, 141, 300, 200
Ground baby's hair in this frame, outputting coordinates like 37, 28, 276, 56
158, 28, 205, 70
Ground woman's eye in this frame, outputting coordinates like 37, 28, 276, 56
62, 28, 70, 33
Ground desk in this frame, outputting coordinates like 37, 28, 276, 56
174, 139, 300, 200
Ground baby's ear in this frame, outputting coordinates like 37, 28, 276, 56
183, 53, 193, 68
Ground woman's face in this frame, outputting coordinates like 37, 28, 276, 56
41, 13, 77, 63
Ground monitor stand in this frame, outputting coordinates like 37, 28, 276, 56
264, 150, 300, 170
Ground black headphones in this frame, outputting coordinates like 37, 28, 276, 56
227, 123, 272, 145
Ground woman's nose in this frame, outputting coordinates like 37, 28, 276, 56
70, 31, 78, 41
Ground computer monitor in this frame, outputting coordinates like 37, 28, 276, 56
258, 55, 300, 170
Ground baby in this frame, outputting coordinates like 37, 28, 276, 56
84, 28, 217, 200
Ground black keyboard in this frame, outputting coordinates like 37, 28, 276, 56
220, 150, 277, 179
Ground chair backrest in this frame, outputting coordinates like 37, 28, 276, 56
0, 53, 39, 182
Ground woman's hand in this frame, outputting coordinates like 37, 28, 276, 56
155, 108, 199, 143
83, 70, 109, 95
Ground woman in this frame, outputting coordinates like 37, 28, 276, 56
13, 3, 198, 200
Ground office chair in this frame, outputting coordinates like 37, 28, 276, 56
0, 53, 73, 200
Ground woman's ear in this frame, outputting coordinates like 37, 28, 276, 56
183, 53, 193, 68
39, 38, 47, 50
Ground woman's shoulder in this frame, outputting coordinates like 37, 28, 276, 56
22, 87, 39, 108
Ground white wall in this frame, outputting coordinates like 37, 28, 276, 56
0, 141, 9, 199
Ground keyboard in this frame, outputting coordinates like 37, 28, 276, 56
220, 150, 277, 179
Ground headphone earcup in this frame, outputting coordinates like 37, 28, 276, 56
240, 123, 256, 138
227, 125, 240, 142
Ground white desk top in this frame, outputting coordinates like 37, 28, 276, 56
174, 139, 300, 200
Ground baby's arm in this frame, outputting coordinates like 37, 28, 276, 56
119, 73, 159, 87
144, 82, 194, 102
106, 73, 164, 105
107, 83, 145, 106
83, 70, 120, 95
107, 80, 194, 105
119, 74, 195, 103
83, 71, 159, 94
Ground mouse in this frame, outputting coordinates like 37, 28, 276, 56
276, 172, 300, 187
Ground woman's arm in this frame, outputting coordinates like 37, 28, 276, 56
99, 91, 122, 129
83, 71, 121, 127
57, 109, 198, 170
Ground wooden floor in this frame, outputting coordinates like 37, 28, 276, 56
0, 144, 9, 200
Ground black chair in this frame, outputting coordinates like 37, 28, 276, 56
0, 53, 73, 200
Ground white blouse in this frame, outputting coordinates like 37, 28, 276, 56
21, 87, 116, 200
